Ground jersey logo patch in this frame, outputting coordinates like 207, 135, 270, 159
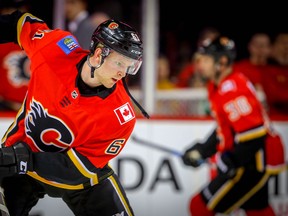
57, 35, 79, 55
114, 102, 135, 125
25, 99, 74, 152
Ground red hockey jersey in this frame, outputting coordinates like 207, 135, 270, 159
208, 72, 285, 173
2, 13, 136, 170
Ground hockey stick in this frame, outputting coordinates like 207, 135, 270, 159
131, 135, 207, 165
131, 135, 183, 157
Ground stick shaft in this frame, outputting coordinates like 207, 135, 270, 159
131, 135, 183, 157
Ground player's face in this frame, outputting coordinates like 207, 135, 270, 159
97, 51, 140, 88
194, 54, 216, 80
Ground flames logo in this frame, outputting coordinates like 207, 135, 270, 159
108, 22, 119, 29
25, 99, 74, 152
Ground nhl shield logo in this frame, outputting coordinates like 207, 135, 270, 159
114, 103, 135, 125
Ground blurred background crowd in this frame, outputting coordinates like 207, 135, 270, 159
1, 0, 288, 119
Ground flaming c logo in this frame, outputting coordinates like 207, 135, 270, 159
25, 99, 74, 152
108, 22, 119, 29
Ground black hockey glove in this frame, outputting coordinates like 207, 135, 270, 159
182, 143, 204, 167
216, 152, 236, 178
0, 142, 32, 177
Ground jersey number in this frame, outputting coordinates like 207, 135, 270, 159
105, 139, 125, 155
224, 96, 252, 121
32, 31, 44, 40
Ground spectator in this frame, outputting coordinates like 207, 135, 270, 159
176, 27, 220, 88
65, 0, 95, 50
260, 33, 288, 116
157, 54, 176, 90
269, 33, 288, 66
233, 33, 272, 91
181, 36, 285, 216
91, 0, 123, 21
0, 0, 30, 111
89, 11, 110, 28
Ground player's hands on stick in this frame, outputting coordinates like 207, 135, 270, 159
182, 143, 204, 167
0, 142, 32, 176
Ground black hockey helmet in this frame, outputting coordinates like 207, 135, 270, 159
90, 19, 143, 60
197, 36, 236, 64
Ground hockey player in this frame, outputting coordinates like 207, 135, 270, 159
0, 10, 148, 216
182, 36, 286, 216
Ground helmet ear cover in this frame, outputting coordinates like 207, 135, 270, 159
101, 46, 110, 57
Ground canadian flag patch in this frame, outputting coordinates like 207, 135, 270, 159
114, 102, 135, 125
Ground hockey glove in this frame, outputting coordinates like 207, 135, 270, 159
182, 143, 204, 167
216, 152, 236, 178
0, 142, 32, 176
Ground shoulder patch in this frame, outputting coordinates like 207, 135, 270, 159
219, 80, 236, 94
57, 35, 79, 55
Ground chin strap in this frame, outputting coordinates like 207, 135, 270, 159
87, 55, 102, 78
122, 77, 150, 119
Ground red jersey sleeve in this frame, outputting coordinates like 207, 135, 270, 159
16, 13, 70, 60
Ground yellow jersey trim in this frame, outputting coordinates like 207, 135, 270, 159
27, 171, 84, 190
235, 126, 266, 143
67, 149, 99, 186
16, 13, 43, 48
